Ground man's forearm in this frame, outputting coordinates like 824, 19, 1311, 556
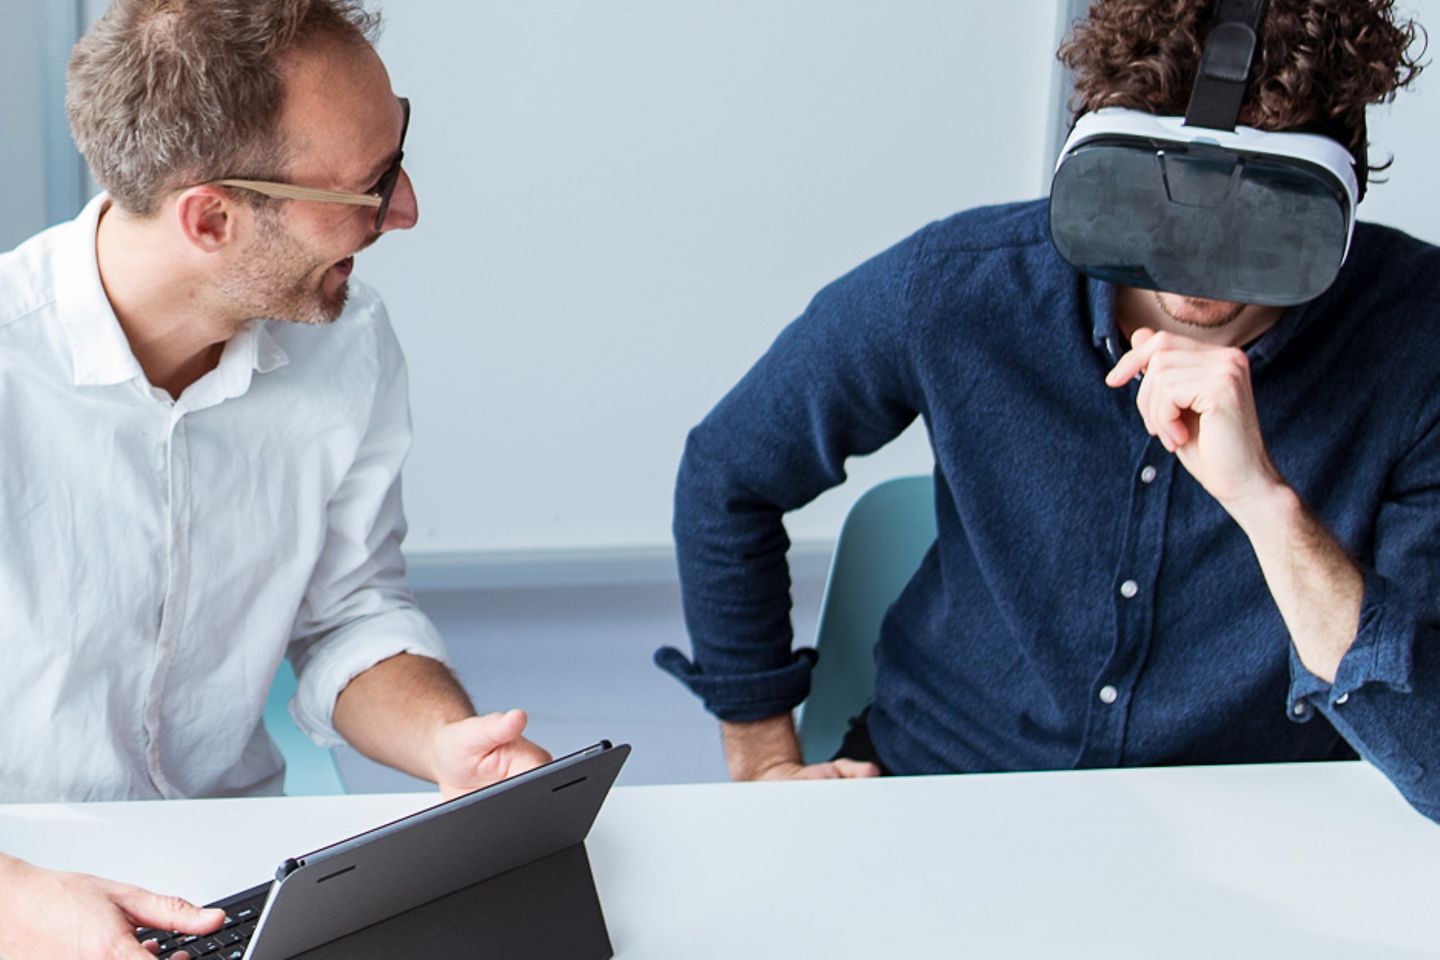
331, 653, 476, 782
1231, 483, 1364, 684
721, 714, 805, 780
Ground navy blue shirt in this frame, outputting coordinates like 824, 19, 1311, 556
658, 199, 1440, 821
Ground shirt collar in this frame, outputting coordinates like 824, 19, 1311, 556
51, 194, 291, 392
53, 195, 144, 387
1089, 276, 1118, 347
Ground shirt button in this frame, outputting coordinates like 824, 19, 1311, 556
1293, 702, 1309, 717
1099, 685, 1119, 705
1335, 693, 1350, 705
1139, 465, 1158, 484
1119, 579, 1139, 599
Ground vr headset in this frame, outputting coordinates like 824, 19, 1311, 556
1048, 0, 1363, 306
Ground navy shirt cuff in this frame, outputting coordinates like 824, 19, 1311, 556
654, 645, 817, 722
1287, 567, 1416, 717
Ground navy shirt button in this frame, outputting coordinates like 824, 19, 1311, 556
1140, 465, 1158, 484
1099, 685, 1119, 704
1119, 579, 1139, 599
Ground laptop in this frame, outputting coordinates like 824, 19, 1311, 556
136, 741, 630, 960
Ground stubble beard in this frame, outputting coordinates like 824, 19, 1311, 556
219, 207, 349, 326
1152, 291, 1247, 329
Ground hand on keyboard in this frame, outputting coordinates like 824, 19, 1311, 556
0, 853, 223, 960
134, 886, 267, 960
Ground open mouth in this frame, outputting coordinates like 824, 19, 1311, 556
331, 255, 356, 279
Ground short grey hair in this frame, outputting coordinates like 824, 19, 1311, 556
67, 0, 382, 217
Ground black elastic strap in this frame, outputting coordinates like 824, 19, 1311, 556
1184, 0, 1367, 200
1184, 0, 1269, 131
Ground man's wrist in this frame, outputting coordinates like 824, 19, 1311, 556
1224, 475, 1363, 685
1224, 476, 1303, 540
721, 714, 804, 781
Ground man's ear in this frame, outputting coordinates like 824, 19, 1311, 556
173, 186, 243, 253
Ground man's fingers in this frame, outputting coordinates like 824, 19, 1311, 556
1104, 327, 1165, 386
1128, 326, 1158, 349
456, 709, 530, 755
1133, 364, 1185, 448
518, 738, 554, 766
1143, 372, 1201, 449
756, 758, 881, 780
800, 759, 880, 779
110, 884, 225, 936
1105, 328, 1217, 387
434, 711, 555, 797
1128, 344, 1242, 450
832, 758, 882, 778
119, 938, 178, 960
796, 763, 841, 780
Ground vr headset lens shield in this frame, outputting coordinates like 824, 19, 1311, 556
1049, 128, 1353, 306
1049, 0, 1361, 307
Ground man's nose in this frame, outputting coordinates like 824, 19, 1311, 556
382, 168, 419, 232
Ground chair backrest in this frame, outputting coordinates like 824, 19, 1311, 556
263, 659, 347, 795
797, 474, 937, 764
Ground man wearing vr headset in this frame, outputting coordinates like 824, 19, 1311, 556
658, 0, 1440, 820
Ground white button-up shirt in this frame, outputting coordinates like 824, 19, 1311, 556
0, 196, 447, 802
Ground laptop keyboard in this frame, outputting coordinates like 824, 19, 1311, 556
134, 882, 271, 960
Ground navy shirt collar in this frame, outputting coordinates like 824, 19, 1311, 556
1086, 274, 1320, 373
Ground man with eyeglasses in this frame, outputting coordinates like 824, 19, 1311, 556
0, 3, 548, 957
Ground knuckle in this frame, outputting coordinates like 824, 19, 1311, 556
99, 939, 138, 960
1150, 331, 1173, 350
158, 894, 192, 915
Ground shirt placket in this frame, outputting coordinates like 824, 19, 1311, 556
1076, 434, 1175, 768
142, 399, 193, 798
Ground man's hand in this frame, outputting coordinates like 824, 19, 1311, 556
721, 714, 881, 782
0, 854, 224, 960
1106, 325, 1364, 683
332, 654, 552, 795
751, 757, 883, 781
429, 709, 553, 800
1105, 327, 1287, 521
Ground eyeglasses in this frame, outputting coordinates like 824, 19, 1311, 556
213, 97, 411, 232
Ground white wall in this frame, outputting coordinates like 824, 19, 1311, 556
1351, 0, 1440, 246
0, 0, 47, 252
366, 1, 1064, 555
7, 0, 1438, 560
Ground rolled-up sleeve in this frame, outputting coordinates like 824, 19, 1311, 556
285, 312, 448, 747
1286, 399, 1440, 821
658, 233, 923, 721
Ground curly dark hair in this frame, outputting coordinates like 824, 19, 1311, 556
1058, 0, 1426, 173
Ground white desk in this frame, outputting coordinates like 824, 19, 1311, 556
3, 762, 1436, 958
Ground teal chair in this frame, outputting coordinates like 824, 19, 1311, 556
263, 659, 347, 795
797, 475, 937, 764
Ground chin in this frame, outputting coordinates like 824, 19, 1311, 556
263, 286, 347, 327
317, 282, 349, 323
1154, 292, 1247, 328
300, 277, 352, 325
